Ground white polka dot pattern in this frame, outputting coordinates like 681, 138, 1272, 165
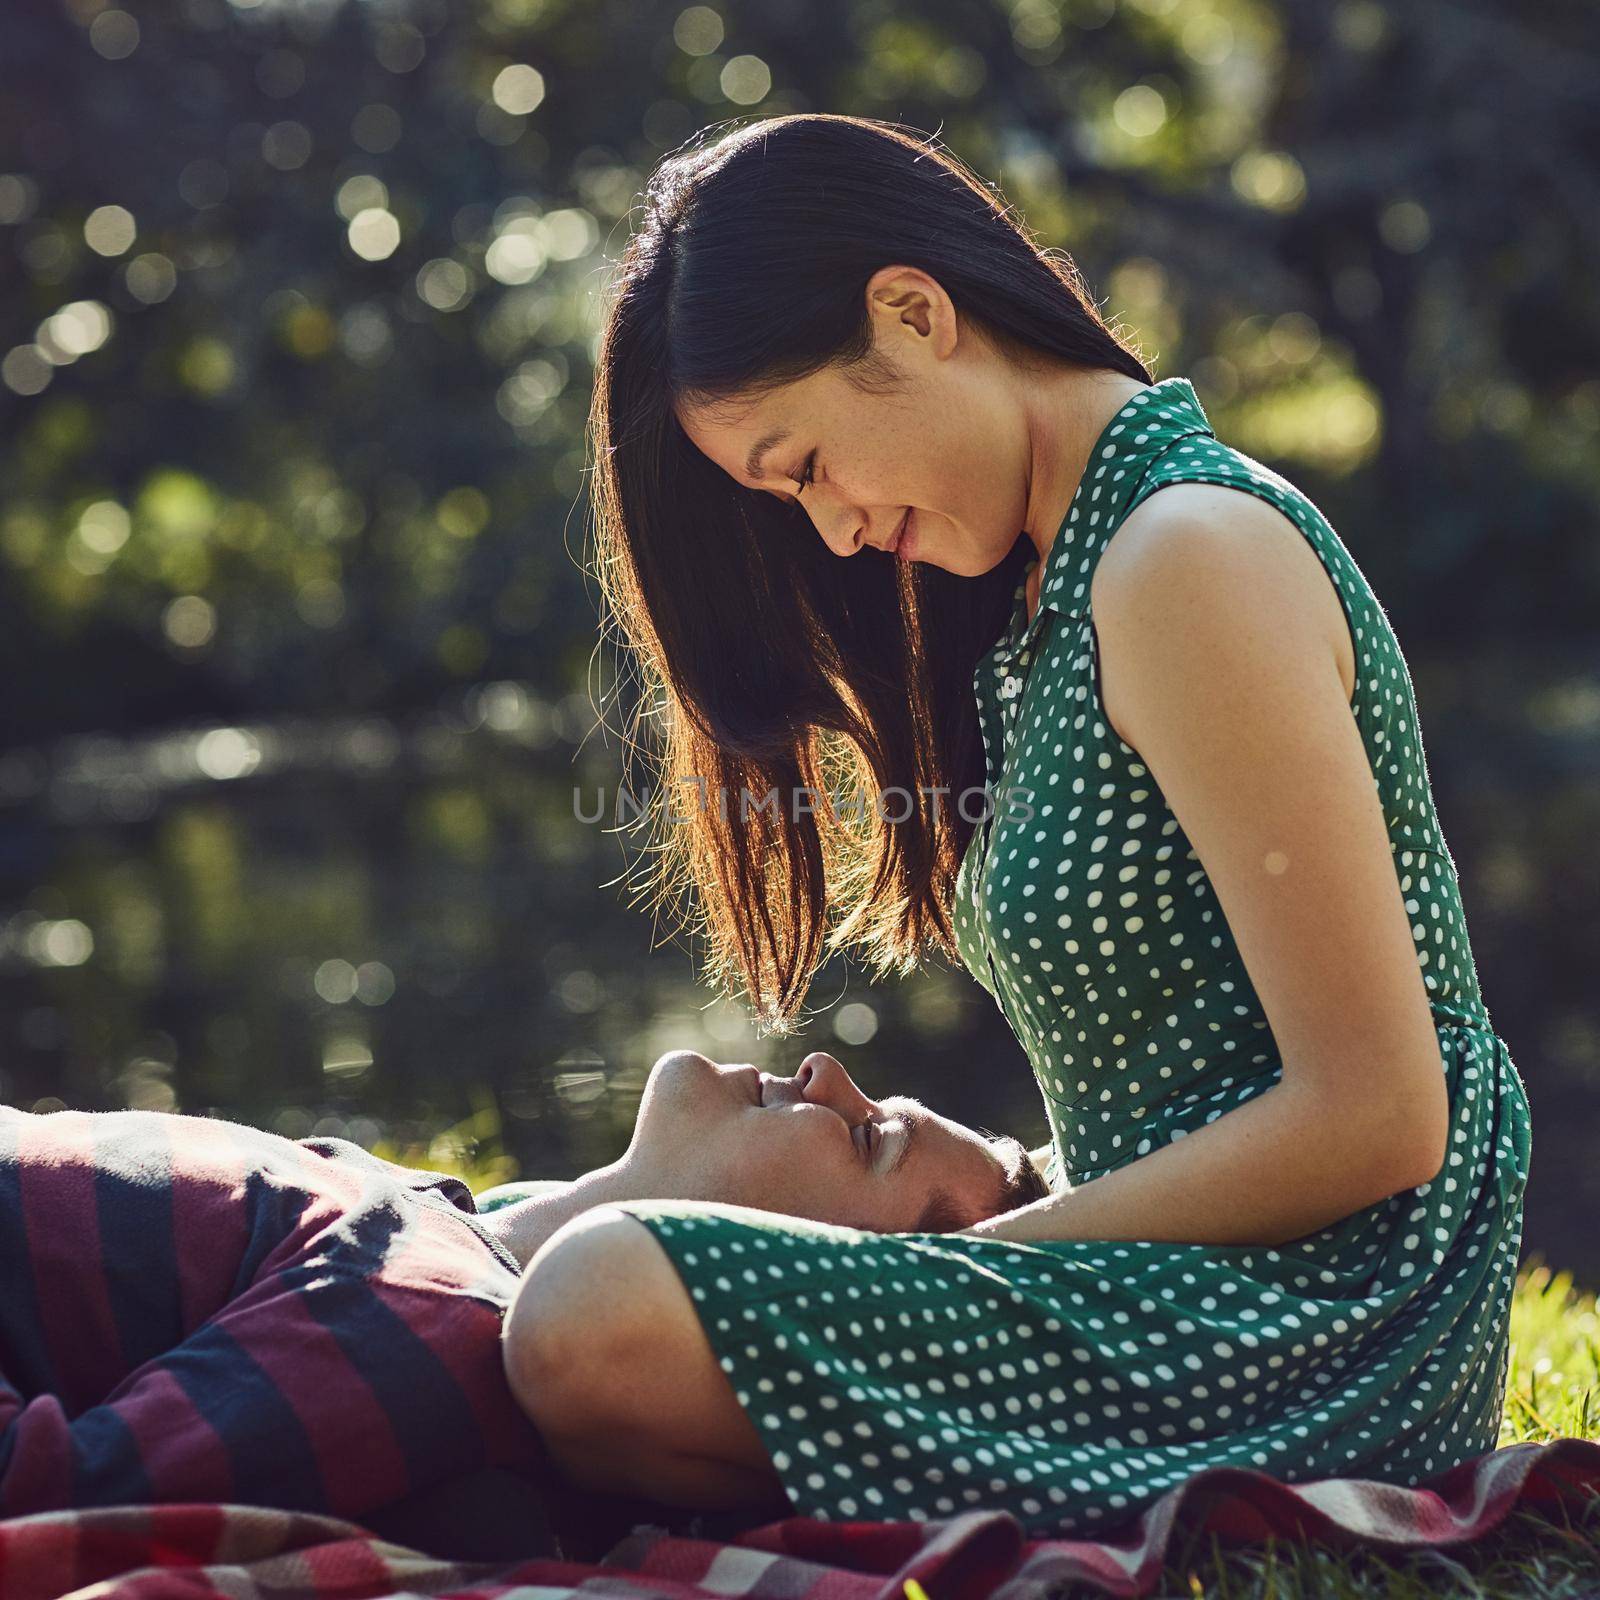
613, 378, 1533, 1535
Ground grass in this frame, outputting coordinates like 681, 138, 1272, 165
383, 1104, 1599, 1595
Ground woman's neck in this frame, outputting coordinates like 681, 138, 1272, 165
1021, 368, 1152, 570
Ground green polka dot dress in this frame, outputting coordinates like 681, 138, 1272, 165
611, 377, 1533, 1534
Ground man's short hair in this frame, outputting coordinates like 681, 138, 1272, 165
912, 1133, 1052, 1234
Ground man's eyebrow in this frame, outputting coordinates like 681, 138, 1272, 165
880, 1097, 925, 1179
745, 427, 791, 483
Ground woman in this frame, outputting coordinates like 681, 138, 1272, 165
506, 114, 1532, 1534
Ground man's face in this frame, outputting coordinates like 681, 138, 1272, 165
624, 1048, 1011, 1232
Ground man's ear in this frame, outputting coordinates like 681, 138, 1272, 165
912, 1186, 970, 1233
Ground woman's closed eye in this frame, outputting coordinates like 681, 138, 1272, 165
792, 452, 817, 497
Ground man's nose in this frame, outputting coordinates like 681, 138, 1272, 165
797, 1051, 870, 1111
797, 1050, 841, 1083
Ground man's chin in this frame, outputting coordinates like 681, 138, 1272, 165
602, 1142, 731, 1207
609, 1158, 852, 1225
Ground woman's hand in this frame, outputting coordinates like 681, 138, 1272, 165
1026, 1140, 1054, 1183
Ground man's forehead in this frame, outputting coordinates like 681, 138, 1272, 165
883, 1095, 993, 1157
898, 1098, 1009, 1182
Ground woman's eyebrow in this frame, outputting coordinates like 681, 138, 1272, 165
745, 427, 792, 482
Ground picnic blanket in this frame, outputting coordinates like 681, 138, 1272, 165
2, 1434, 1595, 1600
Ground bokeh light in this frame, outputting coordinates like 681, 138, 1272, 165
352, 104, 402, 153
0, 174, 40, 224
163, 595, 217, 650
485, 216, 545, 285
673, 6, 724, 55
720, 55, 772, 105
348, 207, 401, 261
125, 253, 177, 303
84, 205, 136, 256
336, 175, 388, 219
178, 158, 228, 209
416, 258, 473, 311
262, 121, 313, 171
38, 300, 112, 363
194, 729, 261, 780
88, 9, 139, 60
1113, 84, 1169, 138
492, 64, 545, 115
2, 345, 53, 396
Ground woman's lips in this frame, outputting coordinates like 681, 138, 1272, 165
890, 508, 916, 560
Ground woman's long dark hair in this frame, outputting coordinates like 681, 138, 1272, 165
589, 113, 1152, 1035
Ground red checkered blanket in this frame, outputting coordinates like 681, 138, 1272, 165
3, 1436, 1595, 1600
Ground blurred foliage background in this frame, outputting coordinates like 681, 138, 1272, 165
1, 0, 1595, 1278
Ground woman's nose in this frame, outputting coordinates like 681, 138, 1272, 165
808, 503, 863, 557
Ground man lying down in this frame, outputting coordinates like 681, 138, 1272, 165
0, 1050, 1047, 1527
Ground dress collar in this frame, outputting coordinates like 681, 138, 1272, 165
989, 376, 1214, 664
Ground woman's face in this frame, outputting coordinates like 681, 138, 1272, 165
627, 1048, 1012, 1233
674, 265, 1039, 579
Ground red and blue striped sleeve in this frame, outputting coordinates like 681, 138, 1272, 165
0, 1105, 545, 1520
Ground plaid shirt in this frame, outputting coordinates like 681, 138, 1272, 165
0, 1104, 544, 1521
